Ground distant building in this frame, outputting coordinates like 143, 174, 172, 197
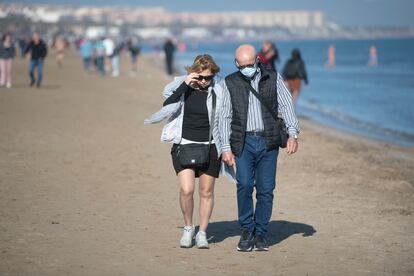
1, 4, 324, 29
174, 10, 324, 29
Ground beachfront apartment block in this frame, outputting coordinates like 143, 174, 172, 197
0, 3, 324, 29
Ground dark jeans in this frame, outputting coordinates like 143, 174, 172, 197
165, 56, 173, 75
235, 133, 279, 236
95, 56, 105, 76
29, 58, 44, 86
83, 57, 92, 72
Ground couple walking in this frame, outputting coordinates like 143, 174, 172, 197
145, 44, 299, 251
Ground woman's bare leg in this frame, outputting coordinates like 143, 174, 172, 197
178, 169, 196, 226
198, 173, 215, 232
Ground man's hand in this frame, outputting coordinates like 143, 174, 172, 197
286, 137, 298, 155
222, 151, 236, 167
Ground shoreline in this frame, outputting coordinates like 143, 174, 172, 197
297, 110, 414, 149
298, 116, 414, 159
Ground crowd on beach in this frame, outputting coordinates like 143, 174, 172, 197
0, 30, 193, 90
0, 29, 312, 116
0, 31, 148, 88
0, 30, 311, 108
0, 30, 379, 94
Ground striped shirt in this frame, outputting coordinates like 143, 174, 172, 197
247, 70, 264, 132
219, 70, 300, 152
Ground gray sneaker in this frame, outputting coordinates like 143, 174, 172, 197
180, 225, 195, 248
195, 231, 209, 249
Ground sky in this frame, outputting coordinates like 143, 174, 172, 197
4, 0, 414, 27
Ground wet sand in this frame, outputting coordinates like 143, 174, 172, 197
0, 50, 413, 276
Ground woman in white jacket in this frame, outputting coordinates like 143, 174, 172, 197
145, 54, 225, 249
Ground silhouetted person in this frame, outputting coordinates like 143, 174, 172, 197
258, 40, 279, 71
79, 38, 93, 72
282, 49, 308, 105
18, 37, 28, 58
53, 36, 67, 68
367, 46, 378, 67
326, 44, 335, 68
94, 38, 106, 76
163, 38, 176, 76
24, 32, 48, 88
127, 37, 141, 75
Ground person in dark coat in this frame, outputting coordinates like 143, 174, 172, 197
220, 44, 300, 252
24, 32, 48, 88
282, 48, 308, 105
163, 38, 176, 76
127, 37, 141, 74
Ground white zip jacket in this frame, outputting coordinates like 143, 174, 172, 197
144, 75, 226, 157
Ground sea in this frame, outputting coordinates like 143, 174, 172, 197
148, 38, 414, 147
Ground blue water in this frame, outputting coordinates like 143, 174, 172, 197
152, 38, 414, 147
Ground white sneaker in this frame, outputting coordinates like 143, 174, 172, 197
6, 83, 11, 88
180, 225, 195, 248
195, 231, 209, 249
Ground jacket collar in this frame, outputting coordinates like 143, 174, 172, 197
258, 62, 270, 81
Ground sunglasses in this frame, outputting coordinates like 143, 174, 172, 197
196, 75, 214, 81
235, 57, 258, 69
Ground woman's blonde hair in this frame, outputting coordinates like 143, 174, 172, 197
186, 54, 220, 74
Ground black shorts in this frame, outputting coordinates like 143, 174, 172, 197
171, 144, 221, 178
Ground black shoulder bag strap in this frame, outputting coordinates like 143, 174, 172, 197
244, 82, 279, 122
244, 82, 288, 148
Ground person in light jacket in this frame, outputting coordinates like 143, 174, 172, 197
145, 54, 225, 249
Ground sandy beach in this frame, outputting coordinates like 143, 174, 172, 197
0, 50, 413, 276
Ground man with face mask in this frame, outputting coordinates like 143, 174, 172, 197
219, 44, 300, 252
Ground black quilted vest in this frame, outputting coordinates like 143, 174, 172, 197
225, 64, 279, 156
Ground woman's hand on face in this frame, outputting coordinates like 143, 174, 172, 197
185, 73, 199, 85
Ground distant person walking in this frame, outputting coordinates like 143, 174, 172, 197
79, 38, 93, 72
109, 40, 123, 77
258, 40, 279, 71
326, 44, 336, 68
54, 36, 67, 68
24, 32, 48, 88
282, 49, 308, 105
127, 37, 141, 75
94, 38, 106, 76
163, 38, 176, 76
178, 41, 187, 53
17, 36, 28, 58
0, 33, 16, 88
367, 46, 378, 67
103, 37, 115, 73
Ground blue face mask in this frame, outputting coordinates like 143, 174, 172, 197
240, 65, 257, 78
